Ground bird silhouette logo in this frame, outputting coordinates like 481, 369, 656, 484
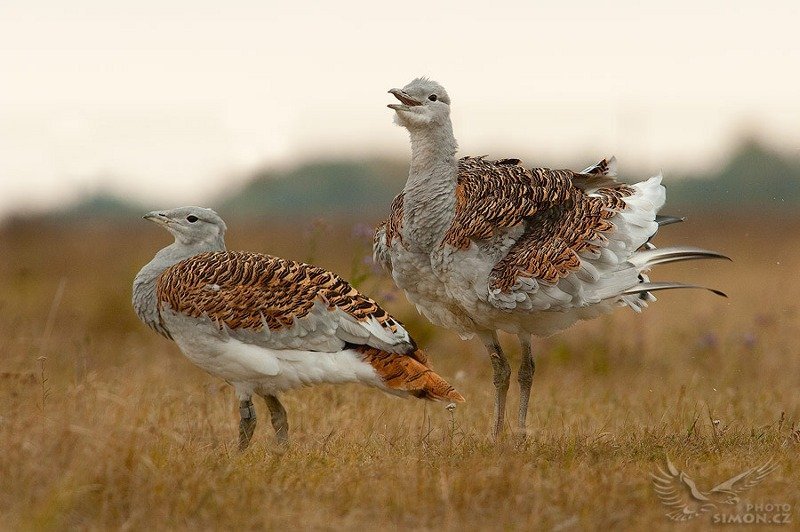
651, 457, 778, 521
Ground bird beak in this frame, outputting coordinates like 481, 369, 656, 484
143, 211, 172, 226
388, 88, 421, 110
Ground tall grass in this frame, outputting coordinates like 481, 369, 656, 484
0, 213, 798, 529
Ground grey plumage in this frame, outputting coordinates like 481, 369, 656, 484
133, 206, 463, 448
132, 207, 227, 338
377, 77, 729, 437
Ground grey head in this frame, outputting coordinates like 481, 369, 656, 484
143, 206, 227, 250
133, 206, 227, 337
388, 77, 452, 130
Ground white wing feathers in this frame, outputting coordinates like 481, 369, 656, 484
333, 308, 413, 353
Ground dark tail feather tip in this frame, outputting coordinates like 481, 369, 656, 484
655, 214, 686, 226
625, 282, 728, 298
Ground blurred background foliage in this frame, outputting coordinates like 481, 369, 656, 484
11, 136, 799, 225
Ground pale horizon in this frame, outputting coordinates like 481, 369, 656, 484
2, 0, 799, 218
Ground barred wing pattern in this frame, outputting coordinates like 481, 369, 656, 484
452, 157, 634, 290
378, 156, 635, 294
374, 193, 405, 272
157, 251, 413, 353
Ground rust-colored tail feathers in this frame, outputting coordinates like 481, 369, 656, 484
355, 346, 465, 403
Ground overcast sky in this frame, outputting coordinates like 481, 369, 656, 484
2, 1, 799, 217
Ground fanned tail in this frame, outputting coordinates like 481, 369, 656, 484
571, 160, 728, 312
354, 345, 465, 403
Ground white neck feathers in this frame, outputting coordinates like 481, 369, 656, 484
401, 117, 459, 251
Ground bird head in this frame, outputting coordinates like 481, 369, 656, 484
143, 206, 227, 248
388, 77, 451, 130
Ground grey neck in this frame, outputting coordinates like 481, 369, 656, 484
402, 118, 459, 252
132, 236, 226, 338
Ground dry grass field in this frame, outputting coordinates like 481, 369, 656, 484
1, 212, 799, 530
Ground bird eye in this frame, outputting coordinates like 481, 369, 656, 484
186, 215, 198, 223
428, 94, 437, 101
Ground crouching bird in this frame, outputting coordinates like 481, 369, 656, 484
133, 206, 463, 449
375, 77, 729, 438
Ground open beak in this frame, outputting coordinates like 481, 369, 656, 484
143, 211, 172, 226
388, 88, 422, 110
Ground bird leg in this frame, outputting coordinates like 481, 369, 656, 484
262, 394, 289, 445
238, 398, 257, 451
517, 335, 535, 432
482, 332, 510, 439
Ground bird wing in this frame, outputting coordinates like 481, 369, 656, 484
487, 186, 632, 288
651, 458, 716, 521
156, 251, 415, 354
572, 155, 621, 191
443, 156, 588, 249
374, 156, 623, 264
446, 157, 640, 310
373, 193, 404, 273
708, 459, 778, 500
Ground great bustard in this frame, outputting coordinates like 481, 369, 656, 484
133, 206, 463, 448
373, 78, 728, 438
